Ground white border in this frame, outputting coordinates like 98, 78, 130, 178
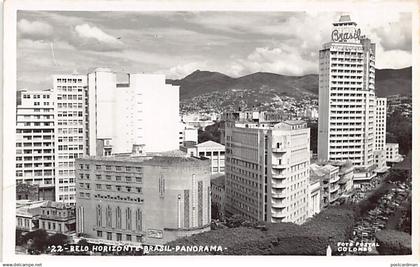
3, 0, 419, 266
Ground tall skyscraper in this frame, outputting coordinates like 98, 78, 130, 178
53, 74, 88, 203
86, 68, 180, 155
318, 15, 382, 176
224, 120, 310, 224
16, 89, 55, 200
17, 69, 180, 203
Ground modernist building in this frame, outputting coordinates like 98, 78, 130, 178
38, 201, 76, 234
308, 178, 321, 218
16, 89, 55, 200
178, 122, 198, 146
224, 120, 310, 224
385, 143, 404, 163
181, 140, 225, 174
86, 68, 180, 155
318, 15, 387, 180
310, 161, 354, 206
53, 74, 88, 203
17, 69, 179, 204
75, 152, 211, 245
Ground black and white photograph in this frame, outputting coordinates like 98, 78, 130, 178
1, 0, 418, 266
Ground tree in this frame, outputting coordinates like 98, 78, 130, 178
211, 203, 221, 220
375, 230, 411, 255
198, 122, 222, 143
23, 229, 48, 254
16, 229, 25, 246
47, 233, 69, 247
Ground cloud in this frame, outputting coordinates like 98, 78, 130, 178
17, 19, 53, 40
73, 23, 124, 51
225, 46, 318, 77
375, 46, 411, 69
165, 62, 209, 79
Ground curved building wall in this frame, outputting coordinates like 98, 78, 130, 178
142, 158, 211, 245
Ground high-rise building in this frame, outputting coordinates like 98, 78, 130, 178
318, 15, 382, 179
17, 69, 180, 204
87, 68, 180, 155
53, 74, 88, 203
375, 98, 387, 151
224, 120, 310, 224
16, 89, 55, 200
75, 152, 211, 245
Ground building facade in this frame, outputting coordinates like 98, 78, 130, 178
38, 201, 76, 234
75, 153, 211, 245
224, 120, 310, 224
16, 89, 55, 200
308, 178, 322, 218
53, 74, 88, 203
181, 140, 225, 174
318, 15, 378, 174
87, 68, 180, 155
385, 143, 404, 163
178, 122, 198, 146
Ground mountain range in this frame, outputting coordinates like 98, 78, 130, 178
167, 67, 412, 100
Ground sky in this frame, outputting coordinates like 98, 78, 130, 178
17, 11, 412, 90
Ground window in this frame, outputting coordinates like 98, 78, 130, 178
107, 232, 112, 240
126, 234, 132, 241
97, 231, 102, 238
116, 233, 122, 241
135, 209, 142, 231
116, 207, 122, 229
135, 177, 142, 183
136, 236, 142, 243
126, 208, 132, 230
106, 206, 112, 227
96, 205, 102, 227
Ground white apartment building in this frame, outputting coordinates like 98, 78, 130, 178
178, 122, 198, 146
181, 140, 225, 174
375, 98, 387, 151
16, 89, 55, 200
53, 74, 88, 203
385, 143, 403, 163
87, 68, 180, 155
224, 120, 310, 224
318, 15, 378, 175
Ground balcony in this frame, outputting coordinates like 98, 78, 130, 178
272, 180, 287, 189
272, 199, 287, 208
272, 146, 287, 153
271, 209, 287, 219
272, 162, 287, 169
271, 191, 286, 199
272, 172, 287, 179
330, 185, 340, 193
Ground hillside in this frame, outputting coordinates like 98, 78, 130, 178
167, 67, 412, 100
